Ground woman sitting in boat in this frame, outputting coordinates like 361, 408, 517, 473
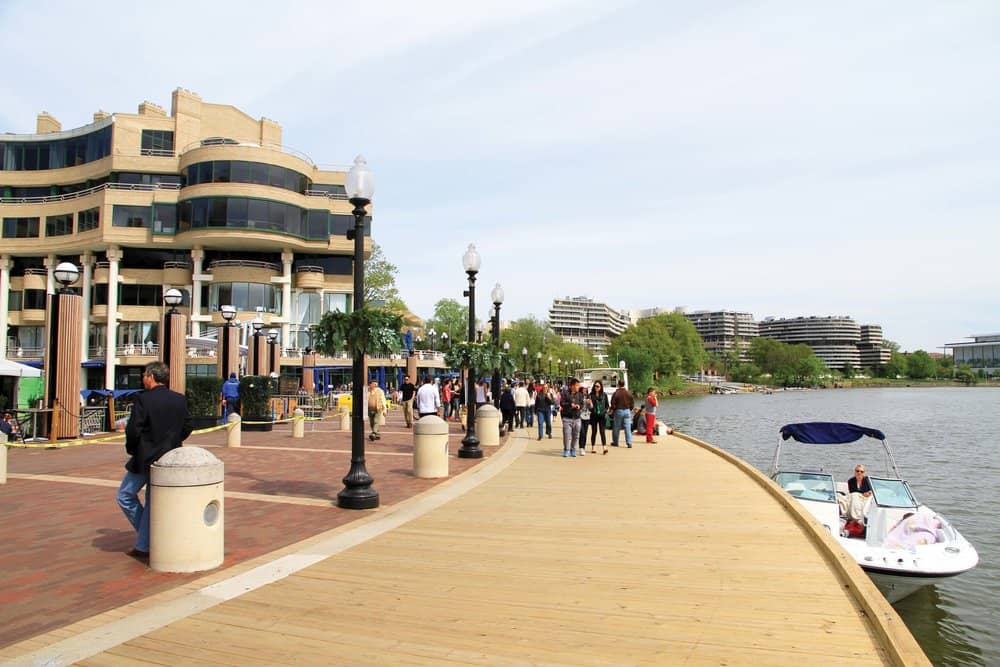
839, 464, 872, 521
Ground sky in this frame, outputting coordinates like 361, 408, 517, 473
1, 0, 997, 353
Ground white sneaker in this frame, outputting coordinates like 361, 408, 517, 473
578, 448, 585, 456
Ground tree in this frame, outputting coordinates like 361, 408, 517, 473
906, 350, 937, 380
607, 313, 706, 382
364, 243, 407, 313
423, 298, 473, 348
883, 351, 908, 379
841, 362, 855, 379
955, 364, 978, 386
749, 338, 828, 387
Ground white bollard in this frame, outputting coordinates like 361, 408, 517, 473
339, 407, 350, 431
150, 446, 224, 573
413, 415, 449, 478
0, 432, 7, 484
292, 407, 305, 438
226, 413, 241, 448
474, 404, 501, 447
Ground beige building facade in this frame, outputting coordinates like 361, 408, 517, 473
1, 88, 364, 391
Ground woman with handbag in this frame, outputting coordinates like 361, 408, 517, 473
588, 382, 610, 454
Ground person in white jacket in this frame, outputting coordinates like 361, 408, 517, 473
414, 376, 441, 418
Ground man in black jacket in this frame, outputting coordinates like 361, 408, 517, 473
116, 361, 192, 560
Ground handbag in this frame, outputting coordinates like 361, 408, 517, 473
580, 407, 591, 421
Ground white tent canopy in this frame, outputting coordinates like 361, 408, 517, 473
0, 359, 43, 378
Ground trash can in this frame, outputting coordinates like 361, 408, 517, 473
149, 446, 224, 573
475, 404, 500, 447
413, 415, 449, 478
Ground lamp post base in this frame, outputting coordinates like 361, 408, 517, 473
337, 485, 380, 509
337, 462, 380, 509
457, 435, 483, 459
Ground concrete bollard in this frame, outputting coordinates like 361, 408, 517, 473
150, 446, 224, 573
413, 415, 449, 478
339, 406, 350, 431
292, 407, 305, 438
0, 432, 7, 484
226, 413, 241, 448
475, 404, 500, 447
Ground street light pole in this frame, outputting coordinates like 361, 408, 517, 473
458, 244, 483, 459
490, 283, 503, 409
522, 347, 528, 378
338, 155, 379, 510
536, 351, 541, 376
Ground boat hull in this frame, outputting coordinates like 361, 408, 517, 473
865, 568, 957, 603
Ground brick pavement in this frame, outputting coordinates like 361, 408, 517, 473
0, 408, 498, 649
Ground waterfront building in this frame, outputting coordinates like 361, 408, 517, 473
943, 333, 1000, 373
758, 316, 862, 371
858, 324, 892, 369
1, 88, 372, 392
681, 310, 758, 362
548, 296, 629, 354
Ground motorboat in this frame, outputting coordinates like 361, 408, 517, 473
768, 422, 979, 603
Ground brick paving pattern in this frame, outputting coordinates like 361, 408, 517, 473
0, 408, 495, 649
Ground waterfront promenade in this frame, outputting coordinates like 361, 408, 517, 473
0, 412, 927, 665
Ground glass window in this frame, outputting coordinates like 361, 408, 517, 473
2, 217, 40, 238
231, 282, 250, 311
870, 478, 917, 508
227, 198, 247, 226
213, 161, 230, 183
251, 163, 268, 185
78, 207, 100, 232
45, 213, 74, 237
197, 162, 212, 184
208, 199, 227, 227
112, 205, 150, 228
231, 160, 251, 183
140, 130, 174, 155
297, 292, 320, 325
91, 284, 109, 306
153, 204, 176, 234
247, 199, 268, 226
23, 289, 46, 309
1, 126, 111, 171
8, 290, 22, 310
323, 293, 348, 314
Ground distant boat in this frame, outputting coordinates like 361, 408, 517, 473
769, 422, 979, 602
576, 365, 628, 396
710, 385, 739, 395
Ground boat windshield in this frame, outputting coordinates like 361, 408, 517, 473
870, 477, 917, 509
774, 472, 836, 503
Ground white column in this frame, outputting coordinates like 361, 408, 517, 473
0, 256, 12, 358
43, 255, 58, 295
105, 246, 122, 389
79, 253, 93, 362
281, 250, 293, 354
190, 247, 205, 338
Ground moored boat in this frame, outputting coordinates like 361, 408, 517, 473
769, 422, 979, 603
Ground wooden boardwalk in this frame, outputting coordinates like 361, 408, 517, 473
8, 429, 927, 666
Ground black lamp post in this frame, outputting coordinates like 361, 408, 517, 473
220, 304, 236, 379
250, 316, 264, 375
536, 351, 541, 376
428, 328, 436, 351
522, 347, 528, 378
490, 283, 503, 409
441, 332, 449, 349
548, 355, 553, 377
267, 328, 279, 377
458, 243, 482, 459
338, 155, 379, 510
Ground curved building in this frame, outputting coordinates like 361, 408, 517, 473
758, 316, 861, 371
1, 89, 364, 390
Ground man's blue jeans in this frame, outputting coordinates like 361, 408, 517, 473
536, 409, 551, 439
117, 471, 151, 551
612, 408, 633, 446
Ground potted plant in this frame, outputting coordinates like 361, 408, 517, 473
239, 375, 274, 431
185, 376, 224, 430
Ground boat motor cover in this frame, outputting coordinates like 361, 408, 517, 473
780, 422, 886, 444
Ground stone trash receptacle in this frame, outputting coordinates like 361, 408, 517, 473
474, 404, 500, 447
150, 446, 224, 573
413, 415, 449, 478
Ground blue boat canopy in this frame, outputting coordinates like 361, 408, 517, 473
780, 422, 885, 444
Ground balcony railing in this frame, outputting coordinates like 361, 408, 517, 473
179, 139, 317, 166
208, 259, 281, 273
0, 181, 180, 205
304, 189, 348, 201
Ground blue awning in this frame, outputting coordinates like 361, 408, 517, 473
780, 422, 886, 444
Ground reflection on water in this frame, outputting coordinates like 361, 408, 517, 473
666, 388, 997, 667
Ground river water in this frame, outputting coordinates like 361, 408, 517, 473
664, 387, 997, 667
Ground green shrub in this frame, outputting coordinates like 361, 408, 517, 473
186, 376, 223, 417
239, 375, 274, 420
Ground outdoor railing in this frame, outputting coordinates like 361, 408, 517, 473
0, 181, 180, 205
179, 139, 316, 166
207, 259, 282, 273
304, 189, 348, 201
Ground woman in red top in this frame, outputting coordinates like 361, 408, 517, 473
644, 387, 658, 443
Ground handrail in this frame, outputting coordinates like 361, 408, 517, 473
208, 259, 281, 272
179, 139, 316, 166
304, 189, 348, 201
23, 268, 48, 276
295, 265, 324, 274
163, 260, 193, 269
0, 181, 180, 205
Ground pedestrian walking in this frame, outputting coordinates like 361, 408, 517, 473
367, 379, 386, 440
415, 375, 441, 418
588, 381, 610, 454
644, 386, 658, 443
534, 382, 553, 440
513, 381, 529, 428
559, 378, 585, 457
399, 375, 416, 427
